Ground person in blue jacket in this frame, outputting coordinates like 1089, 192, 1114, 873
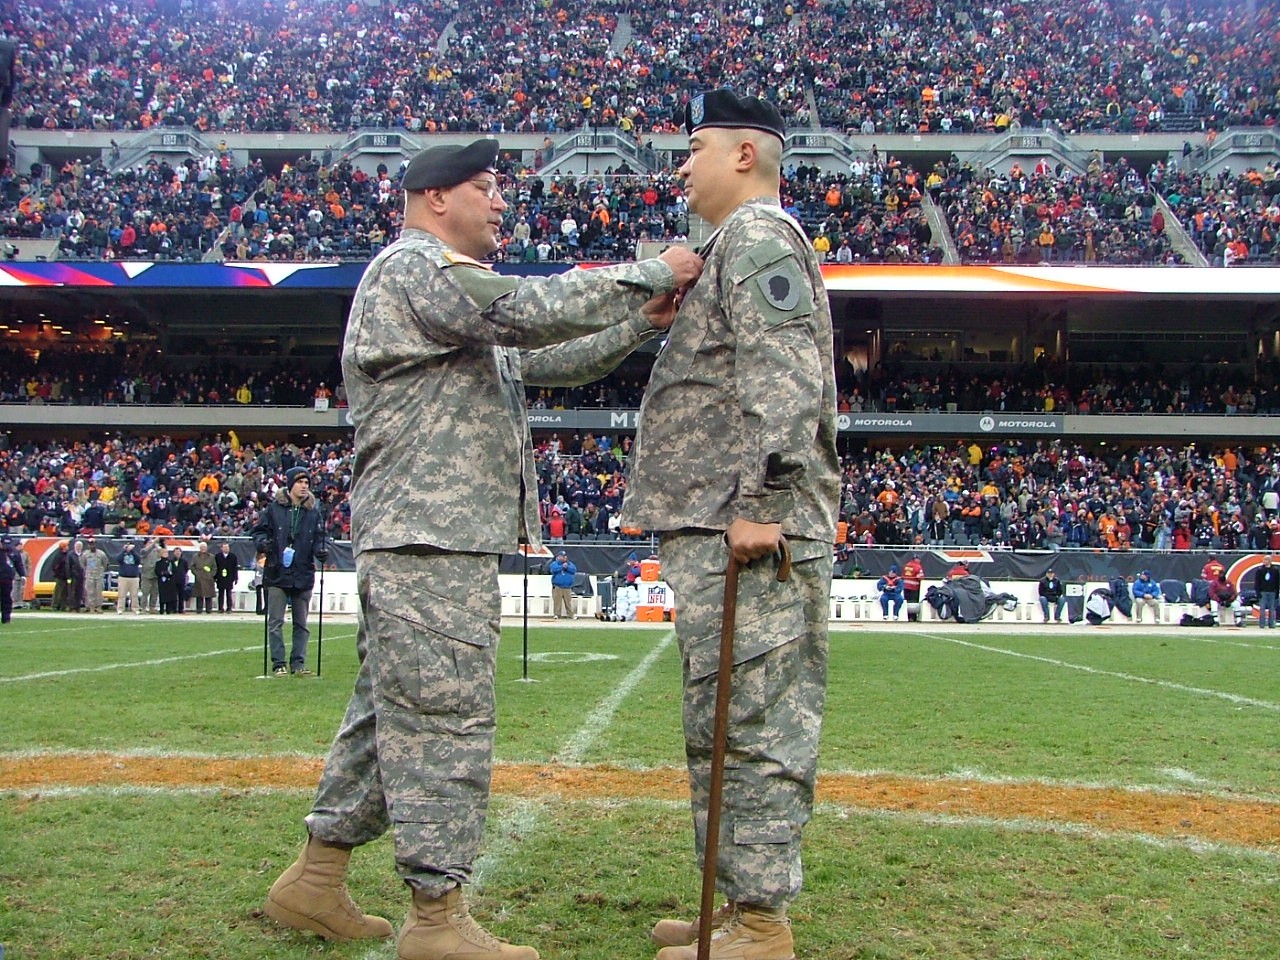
877, 564, 905, 620
1131, 569, 1162, 624
548, 549, 578, 619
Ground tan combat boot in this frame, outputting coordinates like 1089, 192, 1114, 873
654, 904, 794, 960
397, 887, 539, 960
650, 901, 735, 947
264, 835, 394, 941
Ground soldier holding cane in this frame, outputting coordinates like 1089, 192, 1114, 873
623, 89, 840, 960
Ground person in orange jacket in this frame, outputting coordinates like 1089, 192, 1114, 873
901, 554, 925, 621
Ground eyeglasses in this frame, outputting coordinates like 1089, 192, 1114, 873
468, 178, 503, 200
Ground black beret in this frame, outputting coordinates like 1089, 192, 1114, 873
685, 89, 785, 142
401, 138, 500, 191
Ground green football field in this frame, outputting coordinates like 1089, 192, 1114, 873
1, 614, 1277, 959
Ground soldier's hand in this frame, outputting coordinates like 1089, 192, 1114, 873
657, 246, 703, 289
641, 290, 681, 330
725, 518, 783, 565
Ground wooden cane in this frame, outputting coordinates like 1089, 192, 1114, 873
697, 536, 792, 960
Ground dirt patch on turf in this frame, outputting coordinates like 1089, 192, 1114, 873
2, 754, 1277, 853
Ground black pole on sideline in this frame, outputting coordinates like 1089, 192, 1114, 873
521, 542, 530, 681
262, 598, 269, 677
316, 563, 325, 678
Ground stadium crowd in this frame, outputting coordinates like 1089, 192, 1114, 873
835, 439, 1280, 554
9, 142, 1279, 267
848, 357, 1280, 416
1162, 163, 1280, 266
5, 342, 1280, 419
0, 433, 354, 540
0, 149, 411, 262
0, 149, 950, 264
3, 431, 1280, 558
5, 343, 1280, 420
0, 431, 639, 543
0, 0, 1276, 267
803, 0, 1280, 135
938, 152, 1180, 265
7, 0, 1280, 137
0, 344, 344, 407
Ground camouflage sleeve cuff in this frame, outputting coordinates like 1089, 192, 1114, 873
620, 257, 676, 296
631, 312, 667, 339
736, 490, 795, 525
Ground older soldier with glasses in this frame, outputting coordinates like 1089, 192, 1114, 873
262, 138, 702, 960
623, 89, 840, 960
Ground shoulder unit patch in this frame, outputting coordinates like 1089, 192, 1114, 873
755, 266, 801, 311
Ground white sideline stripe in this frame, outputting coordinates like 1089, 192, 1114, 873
1169, 634, 1280, 652
816, 803, 1280, 864
0, 746, 328, 762
472, 630, 675, 889
2, 624, 122, 638
0, 646, 260, 682
0, 631, 357, 683
919, 633, 1280, 711
9, 784, 1273, 865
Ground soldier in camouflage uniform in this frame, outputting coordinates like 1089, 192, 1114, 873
80, 537, 109, 613
263, 138, 702, 960
622, 90, 840, 960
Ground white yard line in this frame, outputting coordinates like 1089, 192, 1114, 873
817, 802, 1280, 864
918, 632, 1280, 711
12, 785, 1274, 868
815, 764, 1280, 806
471, 630, 675, 888
554, 630, 675, 766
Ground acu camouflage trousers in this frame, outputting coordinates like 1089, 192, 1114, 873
306, 548, 500, 897
659, 530, 832, 909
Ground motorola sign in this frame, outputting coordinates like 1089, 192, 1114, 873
838, 413, 1063, 435
525, 410, 641, 430
507, 410, 1064, 435
834, 414, 916, 432
985, 416, 1061, 432
527, 413, 568, 426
